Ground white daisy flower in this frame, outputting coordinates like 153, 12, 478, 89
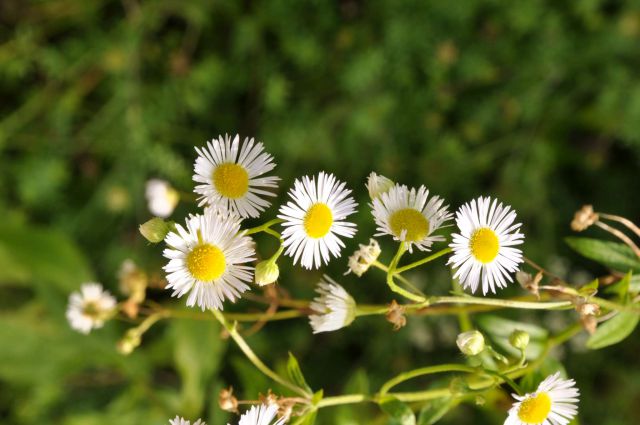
371, 184, 452, 253
505, 372, 579, 425
278, 172, 357, 269
448, 196, 524, 295
193, 134, 279, 218
233, 404, 286, 425
345, 238, 381, 277
66, 283, 117, 334
145, 179, 179, 218
170, 416, 205, 425
163, 208, 256, 311
309, 276, 356, 334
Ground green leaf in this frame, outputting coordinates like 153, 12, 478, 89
603, 271, 631, 302
379, 396, 416, 425
565, 237, 640, 272
417, 397, 455, 425
586, 311, 640, 349
287, 352, 312, 393
578, 279, 599, 297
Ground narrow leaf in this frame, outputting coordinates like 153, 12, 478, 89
565, 237, 640, 272
587, 311, 640, 349
287, 352, 312, 393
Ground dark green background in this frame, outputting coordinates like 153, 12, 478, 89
1, 1, 639, 424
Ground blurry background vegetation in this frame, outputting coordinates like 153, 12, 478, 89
1, 0, 640, 424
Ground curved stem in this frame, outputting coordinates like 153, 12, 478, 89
211, 309, 312, 398
430, 296, 573, 310
386, 244, 426, 302
245, 219, 284, 236
595, 220, 640, 258
380, 364, 479, 395
599, 213, 640, 239
395, 247, 452, 274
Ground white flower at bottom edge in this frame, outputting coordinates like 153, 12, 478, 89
169, 416, 205, 425
66, 283, 117, 334
309, 275, 356, 334
505, 372, 579, 425
163, 208, 255, 311
231, 404, 286, 425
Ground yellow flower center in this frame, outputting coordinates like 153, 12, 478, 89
82, 302, 100, 318
304, 203, 334, 238
186, 243, 226, 281
213, 163, 249, 199
389, 208, 430, 242
470, 227, 500, 263
518, 392, 552, 424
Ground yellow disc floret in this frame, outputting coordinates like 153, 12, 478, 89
389, 208, 430, 242
518, 392, 552, 424
470, 227, 500, 263
304, 203, 334, 238
187, 243, 226, 281
213, 163, 249, 199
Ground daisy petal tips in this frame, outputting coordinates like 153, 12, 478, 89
233, 404, 286, 425
193, 134, 280, 219
505, 372, 579, 425
163, 208, 256, 311
371, 184, 452, 253
170, 416, 206, 425
278, 172, 357, 270
448, 196, 524, 295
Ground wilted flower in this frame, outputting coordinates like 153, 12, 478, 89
345, 238, 381, 277
219, 387, 239, 413
571, 205, 598, 232
385, 300, 407, 331
309, 276, 357, 333
366, 172, 394, 200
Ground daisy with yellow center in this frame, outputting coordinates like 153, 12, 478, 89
278, 172, 357, 269
505, 372, 579, 425
448, 196, 524, 295
371, 184, 452, 253
193, 134, 279, 218
163, 208, 255, 310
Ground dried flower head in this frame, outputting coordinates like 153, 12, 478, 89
385, 300, 407, 331
345, 238, 381, 277
571, 204, 598, 232
219, 387, 239, 413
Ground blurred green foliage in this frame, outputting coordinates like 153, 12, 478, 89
2, 0, 640, 424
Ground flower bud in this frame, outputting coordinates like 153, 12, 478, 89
139, 217, 171, 243
117, 329, 141, 355
366, 172, 394, 200
456, 330, 485, 356
509, 330, 530, 351
255, 260, 279, 286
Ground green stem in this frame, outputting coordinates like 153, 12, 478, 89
395, 247, 452, 274
430, 296, 573, 310
386, 244, 426, 303
316, 394, 370, 408
211, 309, 311, 398
380, 364, 479, 395
245, 219, 284, 236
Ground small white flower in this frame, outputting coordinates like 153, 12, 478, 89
146, 179, 179, 218
366, 172, 394, 200
66, 283, 117, 334
371, 184, 452, 253
233, 404, 286, 425
448, 196, 525, 295
170, 416, 205, 425
193, 134, 279, 219
163, 208, 256, 310
278, 172, 357, 270
345, 238, 381, 277
505, 372, 579, 425
309, 276, 356, 334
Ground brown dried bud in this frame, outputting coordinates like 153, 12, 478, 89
277, 399, 295, 422
516, 270, 542, 298
571, 205, 599, 232
258, 390, 279, 406
218, 387, 239, 413
386, 300, 407, 331
580, 314, 598, 335
575, 298, 601, 317
121, 299, 140, 319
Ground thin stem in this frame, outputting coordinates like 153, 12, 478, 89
211, 310, 311, 398
386, 244, 426, 302
245, 219, 284, 236
595, 220, 640, 258
372, 261, 423, 295
380, 364, 479, 395
430, 296, 573, 310
395, 247, 452, 274
599, 213, 640, 239
316, 394, 370, 408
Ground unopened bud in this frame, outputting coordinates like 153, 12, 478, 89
218, 387, 239, 413
509, 330, 530, 351
255, 260, 279, 286
366, 172, 394, 200
571, 205, 598, 232
456, 330, 485, 356
139, 217, 171, 243
117, 329, 141, 355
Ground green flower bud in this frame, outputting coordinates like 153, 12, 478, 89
117, 329, 141, 355
456, 330, 485, 356
139, 217, 171, 243
366, 172, 394, 200
509, 329, 530, 351
255, 260, 279, 286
